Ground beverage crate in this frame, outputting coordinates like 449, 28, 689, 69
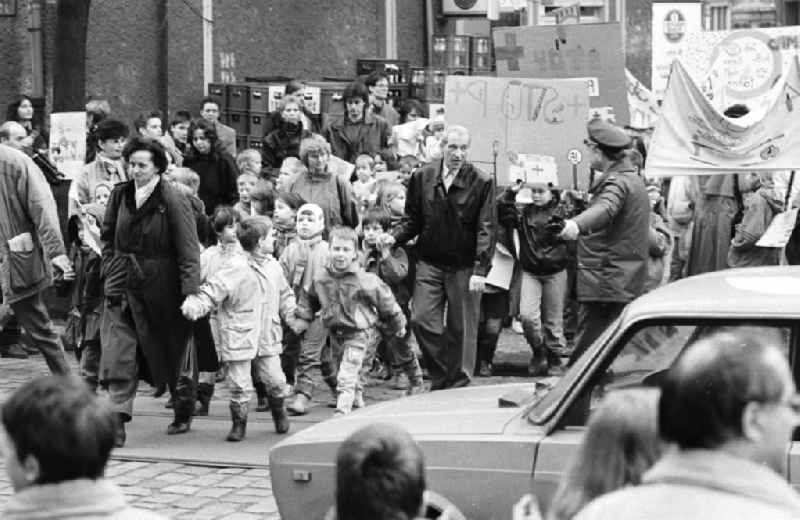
249, 112, 268, 137
207, 83, 228, 110
226, 110, 249, 136
306, 80, 351, 117
227, 84, 250, 111
388, 85, 408, 109
409, 68, 468, 102
470, 36, 494, 71
249, 85, 271, 113
247, 137, 263, 151
431, 35, 471, 69
235, 135, 249, 152
356, 59, 410, 86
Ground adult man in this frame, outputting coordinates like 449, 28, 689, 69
199, 97, 236, 157
560, 118, 649, 364
323, 81, 391, 164
1, 375, 163, 518
0, 121, 28, 151
0, 144, 72, 373
365, 72, 400, 128
393, 125, 495, 390
576, 331, 800, 519
133, 110, 164, 140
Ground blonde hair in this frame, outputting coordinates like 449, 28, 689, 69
236, 148, 262, 175
167, 167, 200, 195
375, 181, 406, 214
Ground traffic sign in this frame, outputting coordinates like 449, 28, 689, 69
567, 149, 582, 164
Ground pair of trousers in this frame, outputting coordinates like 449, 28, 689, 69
477, 317, 503, 366
293, 317, 334, 398
227, 355, 287, 404
411, 261, 481, 390
519, 270, 567, 355
329, 328, 380, 413
80, 339, 101, 390
568, 301, 627, 366
10, 292, 69, 374
101, 296, 196, 420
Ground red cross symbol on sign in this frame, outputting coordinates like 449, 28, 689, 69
495, 33, 524, 72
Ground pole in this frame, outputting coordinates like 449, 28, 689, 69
202, 0, 213, 95
786, 171, 796, 208
572, 164, 578, 190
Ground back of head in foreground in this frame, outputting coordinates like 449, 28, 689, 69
335, 423, 425, 520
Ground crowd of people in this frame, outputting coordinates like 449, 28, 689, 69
0, 76, 798, 455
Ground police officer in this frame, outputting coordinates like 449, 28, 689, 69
559, 118, 650, 364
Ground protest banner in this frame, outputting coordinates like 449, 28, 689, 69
678, 26, 800, 119
626, 69, 660, 129
444, 75, 590, 187
756, 208, 800, 248
493, 23, 629, 124
651, 2, 702, 101
646, 58, 800, 177
49, 112, 86, 180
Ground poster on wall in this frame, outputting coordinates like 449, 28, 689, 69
444, 75, 590, 187
647, 59, 800, 177
49, 112, 86, 180
651, 2, 702, 101
681, 26, 800, 119
492, 23, 629, 124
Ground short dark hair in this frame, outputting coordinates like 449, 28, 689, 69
343, 81, 369, 104
211, 205, 241, 235
134, 110, 163, 133
171, 110, 192, 126
285, 80, 305, 96
122, 135, 169, 174
275, 191, 306, 211
1, 375, 115, 485
200, 97, 220, 110
336, 423, 425, 520
399, 98, 423, 124
94, 118, 129, 144
188, 119, 218, 153
237, 216, 272, 252
659, 330, 788, 450
361, 208, 391, 231
364, 71, 389, 88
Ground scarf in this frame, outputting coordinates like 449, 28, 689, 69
135, 175, 160, 209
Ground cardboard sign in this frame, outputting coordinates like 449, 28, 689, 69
49, 112, 87, 180
485, 242, 515, 291
756, 208, 800, 248
509, 154, 560, 186
647, 59, 800, 177
651, 3, 702, 101
493, 23, 629, 124
444, 75, 590, 187
626, 69, 660, 129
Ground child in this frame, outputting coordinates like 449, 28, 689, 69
249, 178, 275, 217
644, 181, 672, 292
273, 191, 305, 260
498, 182, 572, 377
168, 166, 212, 247
193, 206, 243, 416
361, 208, 423, 394
352, 154, 376, 210
276, 157, 304, 191
93, 181, 113, 207
236, 148, 264, 178
397, 155, 419, 187
728, 172, 782, 268
281, 203, 334, 415
182, 216, 304, 440
297, 226, 406, 415
233, 171, 258, 219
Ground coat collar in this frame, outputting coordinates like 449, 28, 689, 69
435, 160, 471, 191
4, 478, 130, 517
589, 157, 636, 193
123, 175, 168, 223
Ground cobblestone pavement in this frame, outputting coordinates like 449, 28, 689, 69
0, 328, 535, 519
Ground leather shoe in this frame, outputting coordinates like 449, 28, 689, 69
166, 421, 191, 435
449, 375, 471, 389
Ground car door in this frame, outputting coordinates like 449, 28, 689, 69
531, 319, 796, 513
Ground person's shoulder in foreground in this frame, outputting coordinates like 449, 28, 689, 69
1, 374, 165, 519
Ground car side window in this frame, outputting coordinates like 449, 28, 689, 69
562, 322, 792, 427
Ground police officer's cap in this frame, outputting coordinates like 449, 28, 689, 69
586, 118, 631, 148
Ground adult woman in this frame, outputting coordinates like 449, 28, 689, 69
85, 98, 112, 164
286, 134, 359, 229
100, 136, 201, 447
547, 388, 663, 520
184, 119, 239, 216
262, 98, 312, 176
5, 95, 47, 156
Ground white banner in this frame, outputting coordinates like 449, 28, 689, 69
651, 3, 702, 101
626, 69, 660, 129
49, 112, 87, 180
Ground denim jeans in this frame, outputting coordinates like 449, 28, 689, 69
519, 270, 567, 355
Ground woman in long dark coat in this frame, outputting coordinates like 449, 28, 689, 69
100, 136, 201, 447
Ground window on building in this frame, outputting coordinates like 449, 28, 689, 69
708, 5, 729, 30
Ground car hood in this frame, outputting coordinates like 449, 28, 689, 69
279, 383, 531, 446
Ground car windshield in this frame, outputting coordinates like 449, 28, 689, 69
526, 319, 792, 425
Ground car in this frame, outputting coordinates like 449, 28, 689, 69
269, 266, 800, 520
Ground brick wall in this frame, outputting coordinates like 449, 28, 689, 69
626, 0, 653, 87
0, 0, 32, 117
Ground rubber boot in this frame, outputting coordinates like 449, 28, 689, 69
226, 401, 248, 442
528, 346, 549, 377
254, 381, 270, 412
268, 396, 290, 434
193, 382, 214, 416
167, 378, 195, 435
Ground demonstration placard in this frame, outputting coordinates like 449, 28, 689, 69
626, 69, 660, 129
49, 112, 86, 180
651, 3, 702, 101
493, 23, 629, 124
444, 75, 590, 187
757, 208, 800, 248
646, 58, 800, 177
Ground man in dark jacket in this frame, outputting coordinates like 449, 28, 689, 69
560, 118, 649, 365
393, 125, 495, 390
323, 81, 391, 164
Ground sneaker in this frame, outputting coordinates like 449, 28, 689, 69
333, 409, 347, 417
406, 378, 425, 396
286, 393, 310, 416
392, 372, 409, 390
511, 318, 524, 334
353, 391, 365, 409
